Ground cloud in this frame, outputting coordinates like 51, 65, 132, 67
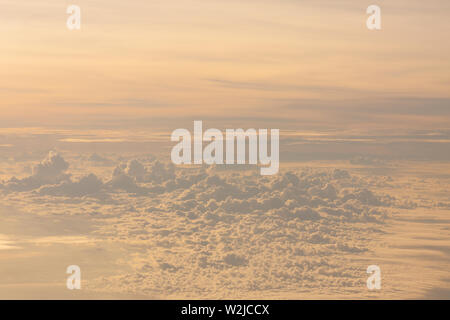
38, 173, 104, 198
32, 151, 69, 178
0, 152, 432, 298
1, 151, 70, 192
81, 164, 402, 297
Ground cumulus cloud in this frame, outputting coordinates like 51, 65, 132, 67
33, 151, 69, 178
82, 163, 402, 297
38, 173, 104, 198
1, 151, 70, 192
1, 152, 426, 298
1, 154, 178, 197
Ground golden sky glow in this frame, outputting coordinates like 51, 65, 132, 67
1, 0, 449, 130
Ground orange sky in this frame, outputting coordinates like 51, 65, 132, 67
1, 0, 449, 130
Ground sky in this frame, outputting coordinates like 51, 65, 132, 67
1, 0, 449, 131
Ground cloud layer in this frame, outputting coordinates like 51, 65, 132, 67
1, 151, 448, 298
